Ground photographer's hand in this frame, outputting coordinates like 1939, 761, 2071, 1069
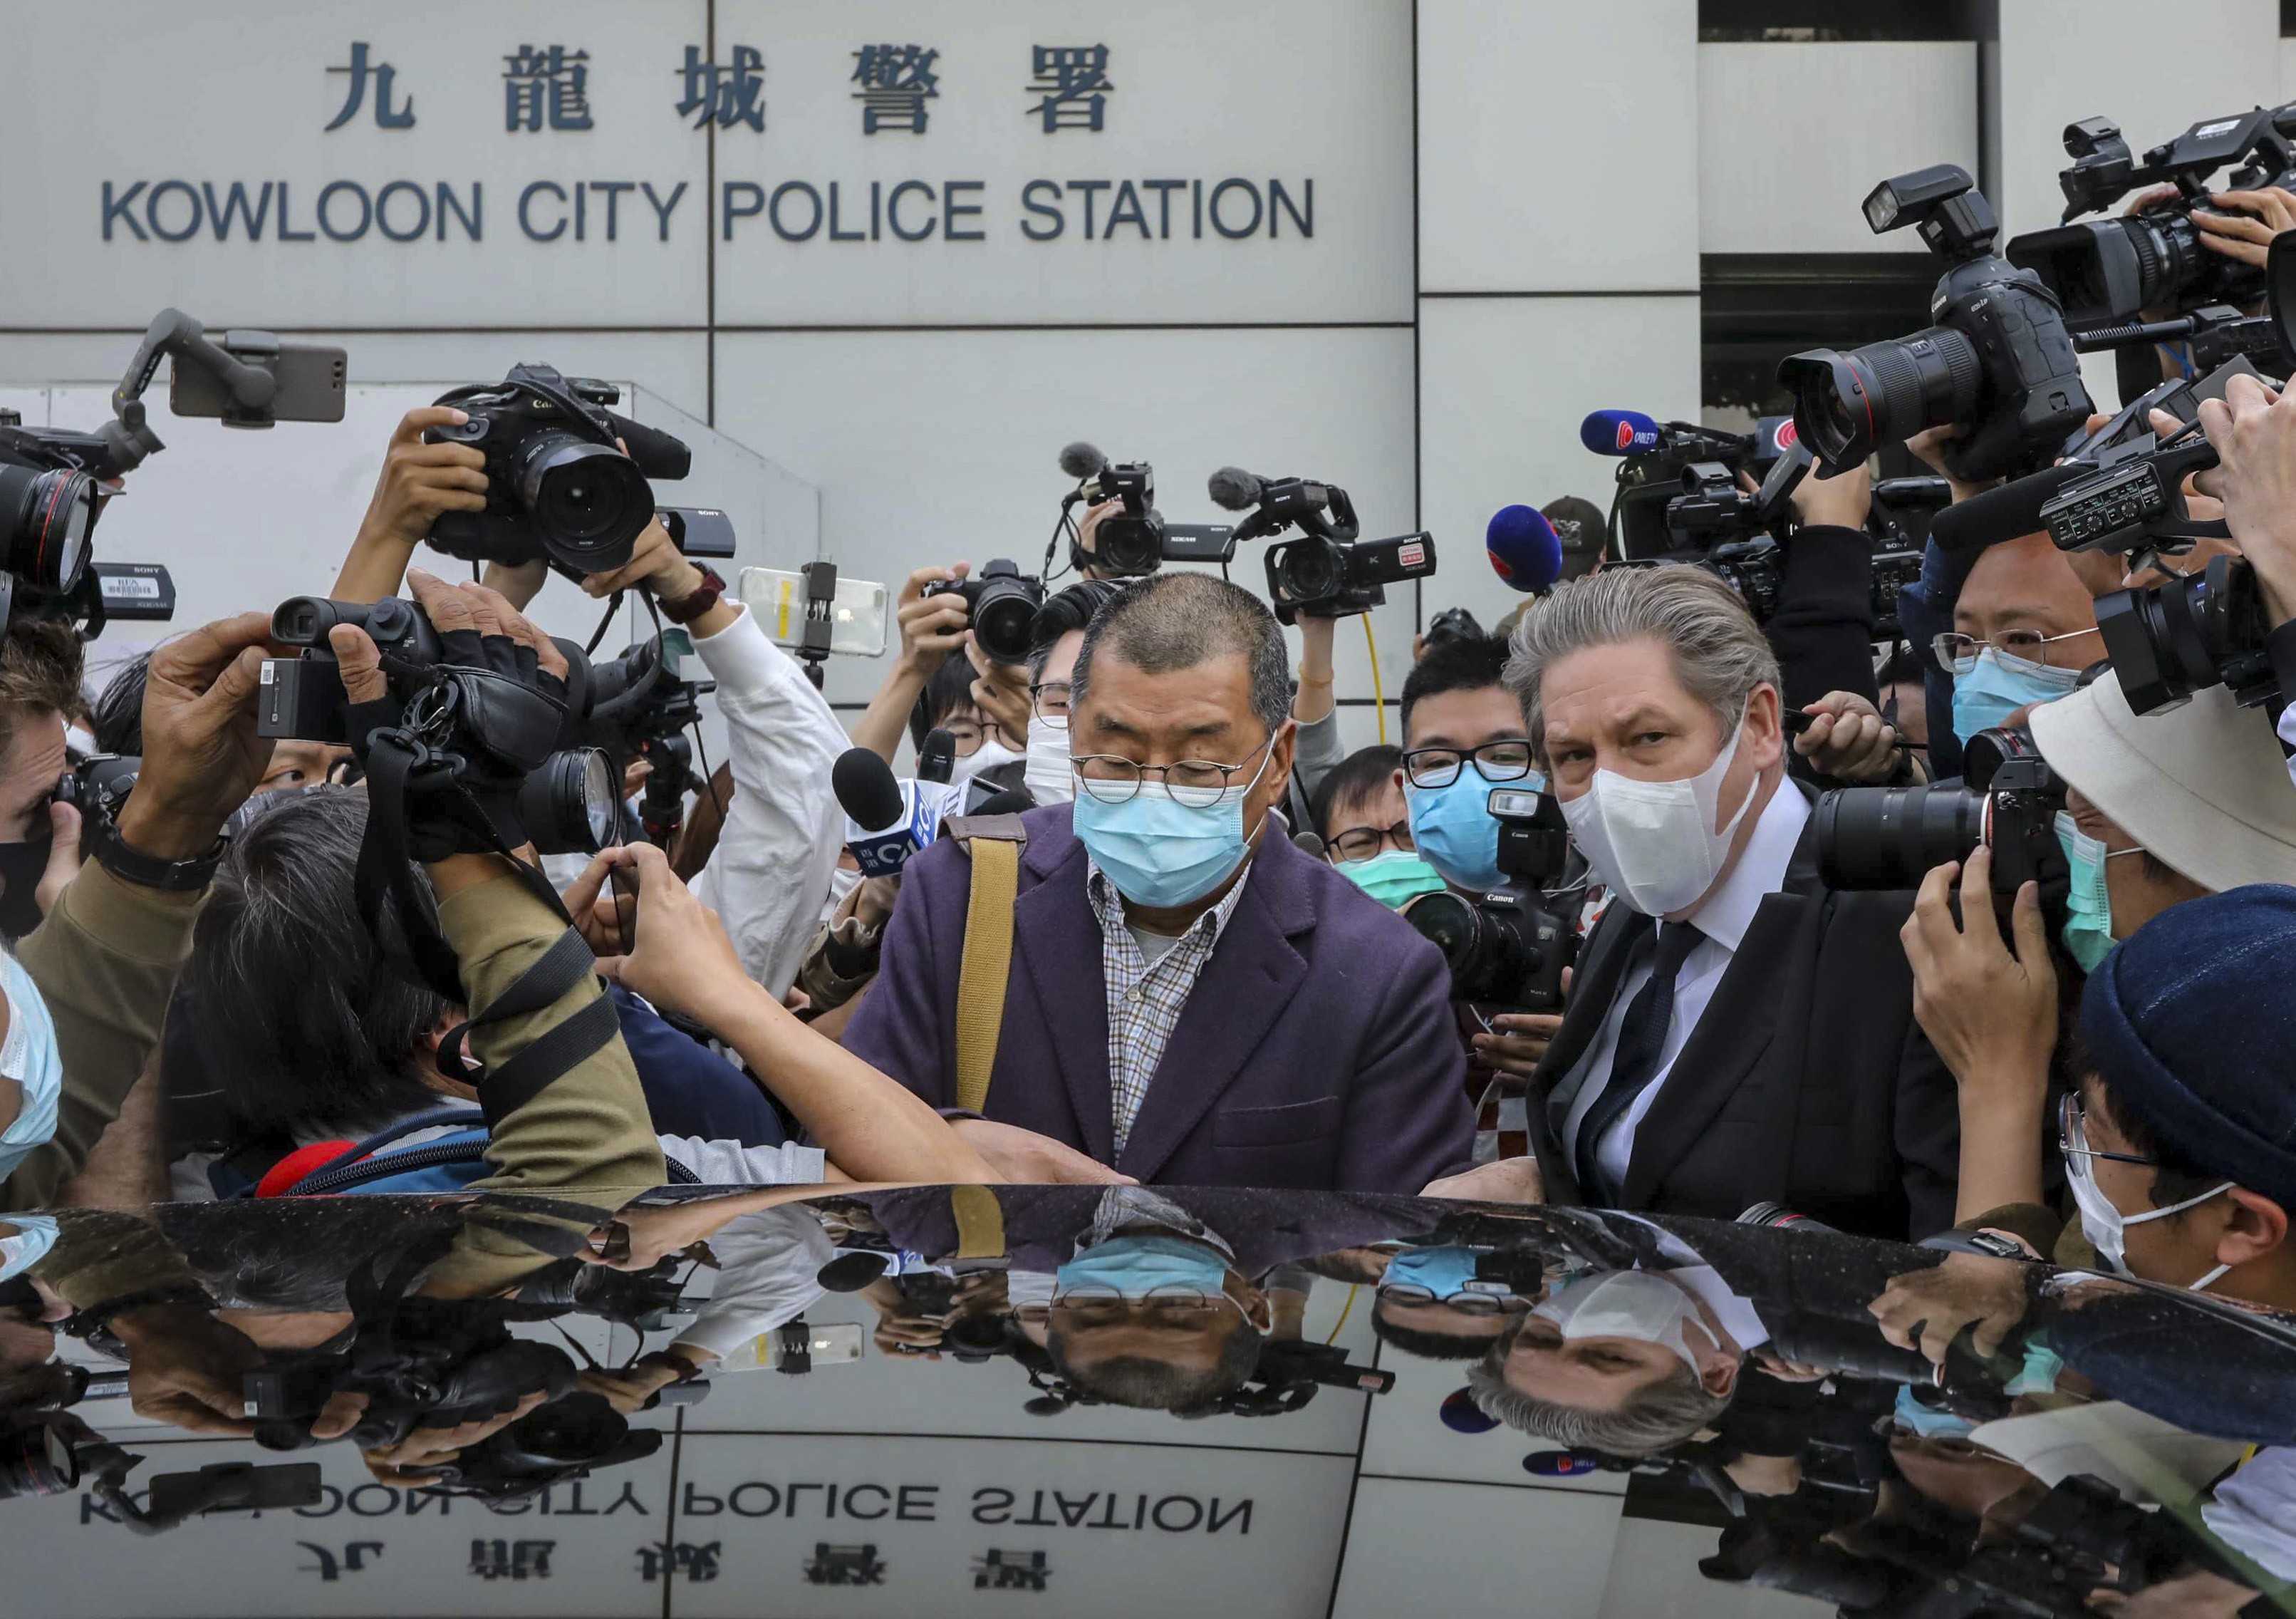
1794, 691, 1911, 785
1898, 846, 2056, 1219
965, 635, 1032, 749
118, 611, 278, 865
332, 406, 490, 603
2192, 185, 2296, 269
1074, 499, 1123, 577
851, 564, 974, 763
1294, 612, 1336, 725
33, 802, 81, 919
2195, 371, 2296, 625
1789, 457, 1871, 530
1903, 425, 1997, 505
112, 1303, 263, 1437
1868, 1251, 2030, 1367
1473, 1012, 1563, 1080
578, 516, 742, 629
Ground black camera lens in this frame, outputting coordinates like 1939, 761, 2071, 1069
0, 1419, 78, 1499
516, 435, 652, 571
1780, 327, 1985, 470
970, 561, 1044, 665
519, 747, 619, 857
2094, 553, 2270, 715
0, 463, 97, 593
1404, 890, 1532, 1003
1813, 782, 1987, 891
1093, 512, 1164, 576
2008, 212, 2225, 327
1272, 538, 1339, 606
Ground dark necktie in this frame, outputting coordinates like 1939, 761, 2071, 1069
1573, 919, 1704, 1199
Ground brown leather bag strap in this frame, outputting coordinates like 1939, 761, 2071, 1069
948, 816, 1028, 1116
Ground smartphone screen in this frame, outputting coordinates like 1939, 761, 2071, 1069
739, 567, 889, 656
609, 862, 640, 953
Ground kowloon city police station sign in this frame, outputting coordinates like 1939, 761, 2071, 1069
14, 2, 1410, 329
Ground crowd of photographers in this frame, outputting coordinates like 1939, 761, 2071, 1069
1, 114, 2295, 1494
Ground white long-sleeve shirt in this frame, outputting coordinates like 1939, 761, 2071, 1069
687, 604, 851, 999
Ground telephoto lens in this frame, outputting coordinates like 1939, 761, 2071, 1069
0, 461, 98, 593
519, 748, 620, 856
515, 434, 652, 574
1404, 890, 1537, 1003
967, 559, 1046, 664
1812, 782, 1987, 892
1777, 331, 1985, 472
0, 1419, 80, 1499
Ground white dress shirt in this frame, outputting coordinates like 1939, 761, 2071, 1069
687, 604, 852, 999
1558, 777, 1811, 1199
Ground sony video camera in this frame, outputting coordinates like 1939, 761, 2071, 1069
1056, 443, 1236, 578
1403, 785, 1578, 1013
254, 595, 623, 857
922, 558, 1046, 665
2097, 551, 2282, 716
1780, 165, 2093, 484
1814, 725, 2069, 917
1207, 465, 1435, 622
2009, 108, 2296, 328
422, 363, 731, 577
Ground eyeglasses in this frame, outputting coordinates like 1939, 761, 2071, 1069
1073, 730, 1279, 808
938, 719, 985, 756
1030, 681, 1071, 725
1043, 1286, 1245, 1323
1330, 819, 1415, 863
1931, 628, 2096, 676
2059, 1093, 2161, 1170
1402, 740, 1535, 790
1374, 1283, 1528, 1316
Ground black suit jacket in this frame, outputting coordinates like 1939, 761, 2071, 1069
1526, 784, 1960, 1241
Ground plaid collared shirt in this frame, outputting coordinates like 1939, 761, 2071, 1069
1085, 858, 1255, 1157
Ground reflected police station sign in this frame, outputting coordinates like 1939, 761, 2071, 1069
12, 0, 1411, 329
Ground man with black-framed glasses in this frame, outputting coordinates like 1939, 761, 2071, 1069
844, 571, 1472, 1193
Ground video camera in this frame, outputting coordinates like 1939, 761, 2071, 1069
564, 628, 715, 843
1054, 443, 1236, 578
922, 559, 1046, 664
1403, 785, 1578, 1013
422, 363, 735, 578
1814, 725, 2069, 917
254, 594, 623, 858
1207, 465, 1435, 622
1780, 165, 2093, 484
2008, 108, 2296, 329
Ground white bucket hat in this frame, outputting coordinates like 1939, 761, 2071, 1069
2027, 669, 2296, 893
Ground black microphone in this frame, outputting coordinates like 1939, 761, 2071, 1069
918, 728, 957, 785
1207, 467, 1265, 512
1292, 829, 1327, 859
972, 787, 1036, 817
1925, 463, 2086, 555
603, 412, 693, 480
1059, 441, 1108, 480
831, 748, 907, 832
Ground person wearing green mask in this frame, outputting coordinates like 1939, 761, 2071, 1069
1901, 668, 2296, 1228
1313, 745, 1445, 909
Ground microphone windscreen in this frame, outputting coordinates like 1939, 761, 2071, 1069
1207, 466, 1264, 512
1580, 409, 1663, 457
1059, 441, 1108, 480
1292, 829, 1327, 859
1925, 462, 2084, 555
605, 413, 692, 480
1486, 505, 1566, 594
832, 748, 907, 832
918, 728, 957, 785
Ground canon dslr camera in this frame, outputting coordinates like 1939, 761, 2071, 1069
1814, 725, 2068, 916
922, 559, 1046, 665
423, 363, 710, 576
1780, 165, 2092, 484
1403, 787, 1577, 1013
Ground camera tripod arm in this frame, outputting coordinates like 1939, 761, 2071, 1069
96, 308, 283, 478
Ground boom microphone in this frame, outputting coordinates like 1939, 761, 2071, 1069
1925, 462, 2085, 556
1581, 409, 1664, 456
1059, 441, 1108, 480
1207, 466, 1265, 512
1485, 505, 1566, 594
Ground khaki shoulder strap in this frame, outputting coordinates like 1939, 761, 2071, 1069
948, 814, 1028, 1116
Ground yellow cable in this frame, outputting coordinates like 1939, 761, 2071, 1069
1362, 616, 1387, 745
1324, 1283, 1358, 1345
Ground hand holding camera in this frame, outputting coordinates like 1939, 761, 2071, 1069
576, 514, 705, 604
895, 562, 974, 677
1898, 844, 2058, 1105
357, 406, 490, 552
592, 842, 749, 1022
2192, 185, 2296, 268
2193, 369, 2296, 625
119, 611, 279, 864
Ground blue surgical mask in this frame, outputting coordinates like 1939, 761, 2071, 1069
0, 953, 62, 1188
1951, 647, 2080, 745
2053, 811, 2136, 973
0, 1212, 57, 1283
1379, 1245, 1484, 1300
1054, 1233, 1235, 1303
1406, 767, 1543, 891
1069, 743, 1275, 909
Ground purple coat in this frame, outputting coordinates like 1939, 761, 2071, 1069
843, 805, 1473, 1193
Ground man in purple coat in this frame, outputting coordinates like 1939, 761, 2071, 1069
843, 572, 1472, 1192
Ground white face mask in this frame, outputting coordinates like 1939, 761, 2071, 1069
950, 733, 1024, 785
1024, 715, 1073, 805
1556, 716, 1758, 916
1532, 1271, 1717, 1373
2065, 1146, 2235, 1292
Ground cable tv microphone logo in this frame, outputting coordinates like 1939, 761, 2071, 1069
1772, 419, 1799, 452
1615, 420, 1637, 452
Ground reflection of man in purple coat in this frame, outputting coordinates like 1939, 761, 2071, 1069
843, 573, 1472, 1194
